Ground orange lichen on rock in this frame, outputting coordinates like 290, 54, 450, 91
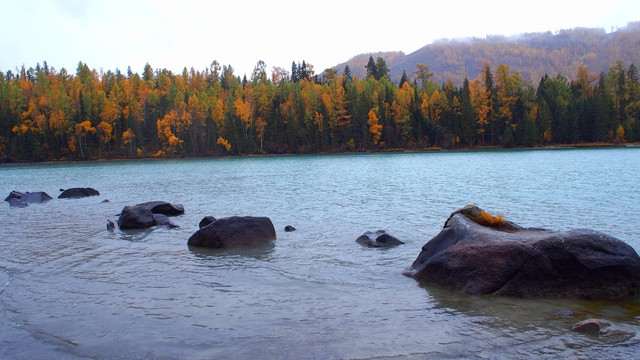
452, 205, 508, 228
472, 210, 507, 227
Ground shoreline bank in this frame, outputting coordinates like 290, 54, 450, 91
1, 142, 638, 166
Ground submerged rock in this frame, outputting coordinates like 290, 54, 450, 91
356, 230, 404, 247
405, 205, 640, 300
8, 198, 28, 208
284, 225, 296, 232
188, 216, 276, 249
58, 187, 100, 199
5, 191, 52, 207
572, 319, 601, 335
553, 309, 575, 317
117, 201, 184, 230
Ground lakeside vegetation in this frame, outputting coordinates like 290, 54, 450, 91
1, 57, 639, 162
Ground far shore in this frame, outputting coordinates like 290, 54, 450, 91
1, 142, 638, 166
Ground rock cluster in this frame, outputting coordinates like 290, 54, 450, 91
4, 191, 52, 207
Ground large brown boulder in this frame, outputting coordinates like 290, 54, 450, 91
405, 206, 640, 300
117, 201, 184, 230
188, 216, 276, 249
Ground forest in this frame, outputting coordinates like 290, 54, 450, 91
1, 57, 639, 162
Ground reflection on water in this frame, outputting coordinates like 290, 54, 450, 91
1, 149, 639, 359
188, 242, 276, 258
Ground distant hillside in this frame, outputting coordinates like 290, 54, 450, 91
331, 22, 640, 84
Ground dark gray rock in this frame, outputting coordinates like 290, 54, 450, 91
405, 206, 640, 300
188, 216, 276, 249
572, 319, 601, 335
5, 191, 52, 207
356, 230, 404, 247
58, 187, 100, 199
117, 201, 184, 230
118, 205, 155, 230
284, 225, 296, 232
199, 216, 217, 228
137, 201, 184, 216
4, 190, 24, 202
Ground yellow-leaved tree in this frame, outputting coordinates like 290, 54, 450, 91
75, 120, 95, 159
367, 108, 382, 146
96, 120, 113, 158
122, 128, 135, 156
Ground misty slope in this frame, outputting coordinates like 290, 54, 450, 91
331, 22, 640, 84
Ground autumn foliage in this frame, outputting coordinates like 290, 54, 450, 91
0, 58, 639, 162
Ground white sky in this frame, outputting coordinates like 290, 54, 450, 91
2, 0, 639, 77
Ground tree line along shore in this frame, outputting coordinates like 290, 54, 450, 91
1, 58, 639, 163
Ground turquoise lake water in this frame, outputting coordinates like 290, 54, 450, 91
1, 148, 639, 359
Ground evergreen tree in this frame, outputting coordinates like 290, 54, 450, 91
399, 70, 409, 88
143, 63, 154, 82
628, 63, 639, 84
460, 77, 476, 146
516, 111, 538, 147
300, 61, 309, 81
365, 56, 377, 79
595, 72, 617, 141
375, 57, 389, 80
291, 62, 299, 83
483, 62, 498, 145
343, 65, 352, 81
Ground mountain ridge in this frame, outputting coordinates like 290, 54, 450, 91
330, 22, 640, 84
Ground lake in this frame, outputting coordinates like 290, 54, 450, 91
1, 148, 639, 359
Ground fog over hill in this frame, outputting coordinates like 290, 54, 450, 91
330, 22, 640, 84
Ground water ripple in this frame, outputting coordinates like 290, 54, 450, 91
1, 149, 639, 359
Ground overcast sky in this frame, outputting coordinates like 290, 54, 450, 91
2, 0, 639, 77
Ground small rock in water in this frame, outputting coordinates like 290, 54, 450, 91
571, 319, 600, 335
58, 187, 100, 199
107, 220, 115, 230
356, 230, 404, 247
553, 309, 575, 317
102, 199, 110, 203
284, 225, 296, 232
